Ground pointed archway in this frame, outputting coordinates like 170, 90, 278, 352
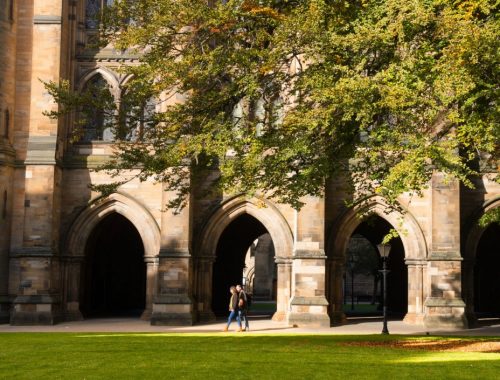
211, 214, 277, 316
80, 213, 146, 317
344, 217, 408, 317
194, 196, 293, 322
63, 193, 161, 321
327, 197, 427, 325
473, 222, 500, 317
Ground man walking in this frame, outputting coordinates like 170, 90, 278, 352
236, 284, 249, 332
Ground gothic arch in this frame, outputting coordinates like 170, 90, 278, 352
66, 192, 161, 259
464, 196, 500, 261
327, 196, 427, 261
62, 192, 160, 320
326, 196, 428, 324
77, 67, 120, 98
462, 196, 500, 321
196, 195, 293, 259
193, 195, 293, 321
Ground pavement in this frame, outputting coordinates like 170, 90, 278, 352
2, 316, 500, 336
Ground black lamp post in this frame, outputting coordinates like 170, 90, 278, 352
377, 243, 391, 335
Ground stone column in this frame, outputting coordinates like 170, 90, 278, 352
151, 187, 194, 325
61, 255, 84, 321
287, 248, 330, 327
272, 256, 292, 322
193, 256, 216, 322
327, 257, 346, 324
423, 173, 467, 329
0, 0, 17, 322
10, 248, 61, 325
404, 260, 425, 324
286, 196, 330, 327
151, 251, 194, 325
140, 256, 158, 320
9, 1, 65, 325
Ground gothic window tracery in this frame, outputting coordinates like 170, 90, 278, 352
85, 0, 114, 29
81, 74, 114, 142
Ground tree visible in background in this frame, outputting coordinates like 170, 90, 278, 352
46, 0, 499, 211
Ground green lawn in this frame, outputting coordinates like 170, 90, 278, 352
0, 333, 499, 379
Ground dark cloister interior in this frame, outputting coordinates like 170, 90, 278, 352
81, 213, 146, 317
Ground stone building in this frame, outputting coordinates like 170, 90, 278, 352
1, 1, 499, 328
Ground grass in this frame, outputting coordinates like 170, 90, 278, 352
0, 333, 499, 379
343, 303, 380, 313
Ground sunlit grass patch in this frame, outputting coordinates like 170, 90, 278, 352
1, 333, 499, 379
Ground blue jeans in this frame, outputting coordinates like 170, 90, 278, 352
226, 309, 241, 328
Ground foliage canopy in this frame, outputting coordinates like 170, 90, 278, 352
46, 0, 499, 210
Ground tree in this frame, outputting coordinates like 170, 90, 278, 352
46, 0, 499, 210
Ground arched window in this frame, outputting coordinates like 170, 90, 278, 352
119, 94, 156, 141
81, 74, 114, 142
85, 0, 114, 29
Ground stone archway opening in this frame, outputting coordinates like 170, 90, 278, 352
80, 213, 146, 318
473, 222, 500, 317
344, 216, 408, 318
211, 214, 277, 317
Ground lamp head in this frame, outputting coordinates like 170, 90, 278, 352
377, 243, 391, 259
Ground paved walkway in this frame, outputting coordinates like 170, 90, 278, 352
2, 316, 500, 336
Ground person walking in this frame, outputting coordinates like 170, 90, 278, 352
223, 286, 242, 332
236, 284, 249, 332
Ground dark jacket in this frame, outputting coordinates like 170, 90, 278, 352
238, 290, 248, 311
229, 292, 239, 311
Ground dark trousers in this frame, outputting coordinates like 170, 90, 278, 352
238, 309, 249, 330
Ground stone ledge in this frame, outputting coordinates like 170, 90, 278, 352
10, 247, 56, 258
428, 251, 462, 261
13, 295, 60, 304
290, 296, 329, 306
293, 249, 326, 259
33, 15, 62, 25
424, 297, 466, 308
159, 249, 191, 258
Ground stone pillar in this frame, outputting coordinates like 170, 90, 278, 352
0, 0, 17, 322
193, 256, 216, 322
327, 257, 346, 324
423, 173, 467, 329
286, 196, 330, 327
61, 256, 84, 321
140, 256, 158, 320
287, 196, 330, 327
272, 257, 291, 322
151, 187, 194, 325
287, 248, 330, 327
151, 251, 194, 325
404, 260, 425, 324
10, 248, 61, 325
9, 1, 65, 325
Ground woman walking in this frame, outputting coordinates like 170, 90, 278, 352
223, 286, 242, 332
